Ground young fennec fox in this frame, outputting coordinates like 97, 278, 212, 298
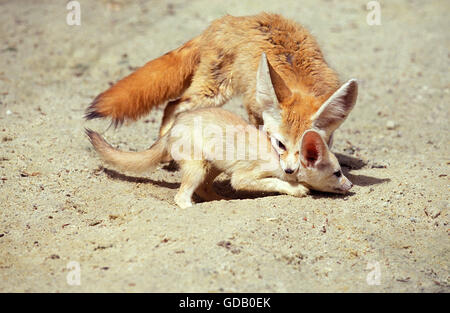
85, 13, 358, 175
87, 108, 352, 209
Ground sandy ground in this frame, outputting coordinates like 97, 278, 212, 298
0, 0, 448, 292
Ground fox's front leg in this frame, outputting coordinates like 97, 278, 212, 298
288, 183, 310, 197
231, 173, 309, 198
272, 180, 309, 197
195, 167, 231, 201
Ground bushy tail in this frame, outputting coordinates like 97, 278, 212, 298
86, 129, 168, 173
85, 37, 201, 126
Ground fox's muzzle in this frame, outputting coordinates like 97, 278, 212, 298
280, 155, 299, 175
339, 176, 353, 193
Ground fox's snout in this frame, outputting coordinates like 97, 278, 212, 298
280, 155, 299, 175
282, 164, 299, 175
339, 176, 353, 193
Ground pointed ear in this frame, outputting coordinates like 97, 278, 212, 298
256, 53, 292, 108
300, 130, 328, 168
311, 79, 358, 135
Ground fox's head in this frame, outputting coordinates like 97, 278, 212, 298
297, 130, 353, 193
256, 53, 358, 176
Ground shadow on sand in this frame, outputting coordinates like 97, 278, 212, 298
336, 153, 391, 187
102, 167, 180, 189
102, 167, 277, 200
335, 152, 367, 170
100, 152, 390, 202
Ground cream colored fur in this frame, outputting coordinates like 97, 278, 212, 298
87, 108, 352, 208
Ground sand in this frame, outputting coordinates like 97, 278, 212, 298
0, 0, 448, 292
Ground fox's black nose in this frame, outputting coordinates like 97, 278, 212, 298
284, 168, 294, 174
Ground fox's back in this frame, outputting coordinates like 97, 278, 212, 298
169, 108, 278, 172
86, 13, 341, 131
199, 13, 340, 99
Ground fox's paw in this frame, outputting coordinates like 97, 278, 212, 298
174, 193, 193, 209
289, 184, 309, 198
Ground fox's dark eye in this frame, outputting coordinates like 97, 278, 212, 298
271, 137, 286, 152
333, 170, 342, 178
276, 140, 286, 151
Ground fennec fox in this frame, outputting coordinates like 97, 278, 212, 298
87, 108, 352, 209
85, 13, 358, 175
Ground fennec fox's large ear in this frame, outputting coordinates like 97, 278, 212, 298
256, 53, 292, 108
300, 130, 328, 168
311, 79, 358, 135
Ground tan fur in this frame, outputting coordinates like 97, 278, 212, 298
158, 13, 342, 136
87, 108, 352, 209
86, 13, 358, 178
85, 37, 201, 125
86, 13, 340, 131
86, 128, 168, 173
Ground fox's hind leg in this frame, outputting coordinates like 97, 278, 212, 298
159, 92, 229, 137
242, 92, 264, 128
160, 98, 186, 137
195, 167, 228, 201
174, 160, 208, 208
159, 62, 233, 137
